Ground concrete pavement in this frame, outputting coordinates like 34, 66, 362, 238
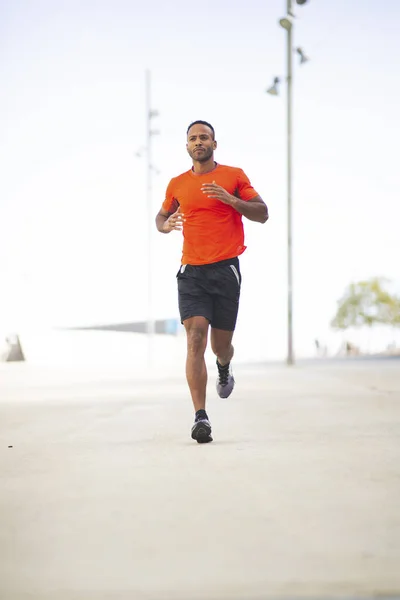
0, 359, 399, 600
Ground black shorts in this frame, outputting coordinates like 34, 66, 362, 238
176, 257, 242, 331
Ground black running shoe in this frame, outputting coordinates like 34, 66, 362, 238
191, 418, 213, 444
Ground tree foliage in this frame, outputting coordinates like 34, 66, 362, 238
331, 277, 400, 330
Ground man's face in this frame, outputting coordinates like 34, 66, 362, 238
186, 124, 217, 163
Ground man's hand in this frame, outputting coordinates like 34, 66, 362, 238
201, 181, 234, 205
162, 207, 185, 233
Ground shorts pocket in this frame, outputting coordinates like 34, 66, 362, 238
176, 264, 188, 278
229, 264, 241, 286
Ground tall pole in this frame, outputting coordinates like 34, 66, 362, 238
145, 70, 155, 362
286, 0, 294, 365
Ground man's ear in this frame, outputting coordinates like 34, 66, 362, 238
213, 140, 218, 150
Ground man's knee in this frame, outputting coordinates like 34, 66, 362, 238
187, 329, 208, 354
185, 318, 209, 355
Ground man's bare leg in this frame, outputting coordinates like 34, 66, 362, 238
210, 328, 234, 366
184, 316, 212, 442
183, 316, 209, 412
210, 328, 236, 399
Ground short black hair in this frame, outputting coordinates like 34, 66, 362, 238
186, 120, 215, 139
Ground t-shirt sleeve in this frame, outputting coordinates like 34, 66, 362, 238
162, 178, 180, 213
236, 169, 259, 201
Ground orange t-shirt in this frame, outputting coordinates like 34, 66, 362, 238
162, 164, 259, 265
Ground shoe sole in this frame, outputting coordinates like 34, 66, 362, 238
191, 421, 213, 444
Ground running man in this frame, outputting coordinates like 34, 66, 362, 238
155, 120, 268, 443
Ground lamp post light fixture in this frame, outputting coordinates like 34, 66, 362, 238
296, 47, 310, 64
266, 76, 281, 96
279, 15, 293, 31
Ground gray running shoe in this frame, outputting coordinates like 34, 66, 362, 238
216, 360, 235, 398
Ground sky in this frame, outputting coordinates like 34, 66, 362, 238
1, 0, 400, 361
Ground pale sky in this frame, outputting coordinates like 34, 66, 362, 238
1, 0, 400, 360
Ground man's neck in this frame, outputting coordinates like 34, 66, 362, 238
191, 159, 217, 175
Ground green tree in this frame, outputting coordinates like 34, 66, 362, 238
331, 277, 400, 330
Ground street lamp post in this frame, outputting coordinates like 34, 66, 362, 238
285, 1, 294, 366
278, 4, 295, 366
145, 70, 159, 364
145, 70, 154, 342
268, 0, 310, 366
135, 71, 159, 365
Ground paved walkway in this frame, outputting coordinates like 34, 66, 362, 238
0, 359, 399, 599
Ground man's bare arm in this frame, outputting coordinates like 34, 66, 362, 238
230, 195, 269, 223
201, 183, 268, 224
155, 206, 184, 233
